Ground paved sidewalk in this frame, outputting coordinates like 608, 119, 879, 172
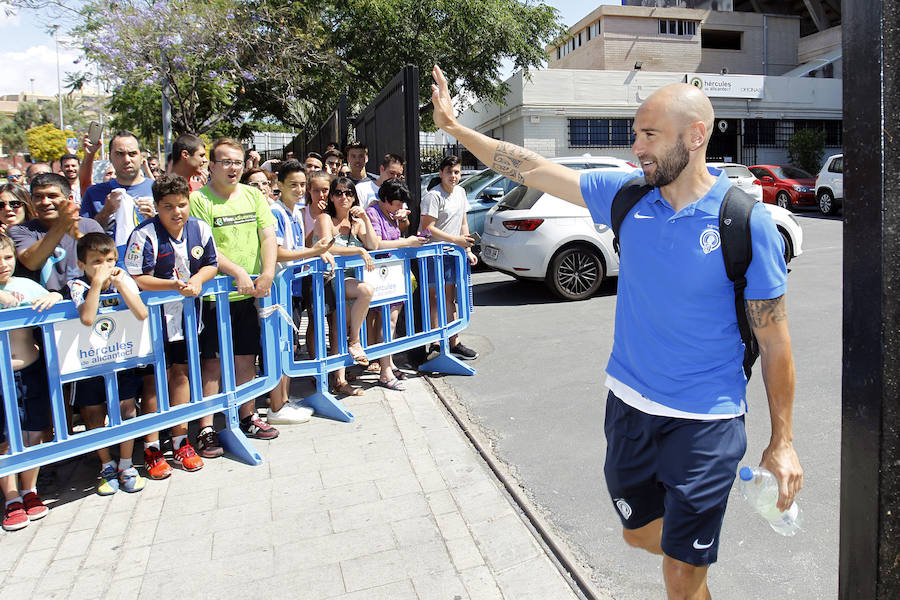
0, 372, 580, 600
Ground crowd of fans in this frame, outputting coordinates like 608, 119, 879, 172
0, 130, 478, 532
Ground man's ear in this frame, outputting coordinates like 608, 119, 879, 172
687, 120, 708, 151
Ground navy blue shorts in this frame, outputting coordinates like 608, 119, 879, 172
199, 298, 262, 359
73, 369, 144, 407
603, 390, 746, 566
0, 358, 51, 443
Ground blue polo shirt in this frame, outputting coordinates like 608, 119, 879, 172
580, 168, 786, 415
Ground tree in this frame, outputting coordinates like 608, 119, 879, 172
787, 128, 826, 175
25, 123, 78, 162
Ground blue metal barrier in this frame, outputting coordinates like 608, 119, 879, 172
274, 243, 476, 423
0, 244, 475, 477
0, 276, 280, 478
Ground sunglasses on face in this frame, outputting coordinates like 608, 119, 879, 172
332, 189, 353, 197
0, 200, 24, 210
7, 175, 22, 181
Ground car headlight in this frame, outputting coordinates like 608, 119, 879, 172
792, 185, 810, 192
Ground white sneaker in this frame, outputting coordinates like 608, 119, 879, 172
267, 402, 314, 425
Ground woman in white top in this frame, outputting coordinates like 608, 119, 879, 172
314, 177, 379, 396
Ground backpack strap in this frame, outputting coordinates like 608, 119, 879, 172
718, 186, 758, 380
610, 176, 653, 254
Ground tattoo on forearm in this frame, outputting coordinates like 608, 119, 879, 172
745, 295, 787, 328
492, 142, 542, 184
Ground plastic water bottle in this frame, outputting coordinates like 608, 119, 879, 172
737, 466, 802, 536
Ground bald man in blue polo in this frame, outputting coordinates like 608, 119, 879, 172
429, 65, 803, 599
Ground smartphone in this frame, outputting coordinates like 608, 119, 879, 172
88, 121, 102, 146
470, 232, 482, 245
325, 237, 336, 249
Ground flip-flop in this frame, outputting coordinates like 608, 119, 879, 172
333, 382, 364, 396
392, 369, 408, 381
378, 378, 406, 391
348, 343, 369, 366
366, 363, 382, 373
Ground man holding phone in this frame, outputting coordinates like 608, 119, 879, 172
419, 154, 478, 360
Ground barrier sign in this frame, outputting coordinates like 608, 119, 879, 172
362, 260, 406, 302
687, 74, 764, 99
53, 310, 152, 375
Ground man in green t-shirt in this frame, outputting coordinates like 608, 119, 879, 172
189, 138, 279, 456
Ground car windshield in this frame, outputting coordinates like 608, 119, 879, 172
720, 165, 753, 179
460, 169, 498, 193
771, 166, 813, 179
496, 185, 545, 211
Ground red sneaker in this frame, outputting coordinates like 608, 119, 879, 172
144, 447, 173, 480
173, 440, 204, 472
22, 492, 48, 520
2, 501, 29, 531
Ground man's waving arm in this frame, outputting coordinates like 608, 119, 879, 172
746, 295, 803, 512
431, 65, 583, 206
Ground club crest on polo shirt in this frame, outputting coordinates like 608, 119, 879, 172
191, 245, 204, 259
699, 225, 721, 255
615, 498, 632, 520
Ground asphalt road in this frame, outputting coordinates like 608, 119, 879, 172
441, 210, 842, 599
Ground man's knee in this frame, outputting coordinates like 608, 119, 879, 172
662, 554, 710, 600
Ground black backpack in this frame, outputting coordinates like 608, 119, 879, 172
609, 177, 759, 380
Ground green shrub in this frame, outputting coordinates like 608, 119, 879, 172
787, 128, 826, 174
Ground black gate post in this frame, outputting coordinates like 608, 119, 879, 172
403, 64, 422, 232
338, 94, 349, 151
840, 2, 900, 598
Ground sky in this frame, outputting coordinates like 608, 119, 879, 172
0, 0, 620, 98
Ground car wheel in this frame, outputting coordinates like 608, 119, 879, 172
779, 228, 793, 264
547, 245, 605, 301
819, 190, 836, 216
776, 191, 793, 211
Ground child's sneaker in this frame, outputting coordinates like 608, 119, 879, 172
21, 492, 48, 520
144, 447, 173, 480
118, 467, 146, 493
196, 427, 224, 459
172, 439, 203, 472
97, 464, 120, 496
2, 501, 28, 531
240, 414, 279, 440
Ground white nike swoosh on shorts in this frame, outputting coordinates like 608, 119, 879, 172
693, 538, 715, 550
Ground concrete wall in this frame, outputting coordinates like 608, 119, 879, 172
799, 26, 842, 63
549, 6, 800, 77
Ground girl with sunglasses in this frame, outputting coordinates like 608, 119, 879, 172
313, 177, 379, 396
0, 183, 35, 235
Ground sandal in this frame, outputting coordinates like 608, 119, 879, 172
333, 382, 364, 397
378, 378, 406, 391
348, 342, 369, 366
392, 369, 408, 381
366, 363, 382, 373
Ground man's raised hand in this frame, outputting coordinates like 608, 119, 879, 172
431, 65, 457, 131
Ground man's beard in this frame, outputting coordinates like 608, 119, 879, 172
643, 138, 690, 187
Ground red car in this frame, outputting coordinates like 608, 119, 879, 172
748, 165, 817, 210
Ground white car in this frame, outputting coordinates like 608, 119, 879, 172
815, 153, 843, 215
482, 177, 803, 301
708, 162, 763, 202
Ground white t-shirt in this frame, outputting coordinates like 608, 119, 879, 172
355, 179, 380, 207
420, 185, 467, 235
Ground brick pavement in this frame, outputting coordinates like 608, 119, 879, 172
0, 371, 580, 600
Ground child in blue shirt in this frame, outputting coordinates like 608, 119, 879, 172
0, 233, 63, 531
67, 232, 149, 496
125, 174, 218, 478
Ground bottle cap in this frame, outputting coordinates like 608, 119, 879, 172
739, 466, 753, 481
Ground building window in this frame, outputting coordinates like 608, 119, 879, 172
701, 29, 742, 50
793, 119, 842, 147
659, 19, 696, 36
569, 118, 635, 148
591, 22, 600, 38
557, 47, 561, 60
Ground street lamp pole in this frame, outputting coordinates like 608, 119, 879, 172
51, 25, 64, 131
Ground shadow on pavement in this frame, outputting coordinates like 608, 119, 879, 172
472, 274, 618, 307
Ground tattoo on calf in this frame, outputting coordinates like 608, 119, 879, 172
492, 142, 541, 184
745, 295, 787, 329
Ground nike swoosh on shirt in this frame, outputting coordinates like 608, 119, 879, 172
158, 252, 173, 257
634, 212, 654, 219
693, 538, 715, 550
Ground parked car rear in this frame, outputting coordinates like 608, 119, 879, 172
815, 153, 843, 215
707, 162, 763, 202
